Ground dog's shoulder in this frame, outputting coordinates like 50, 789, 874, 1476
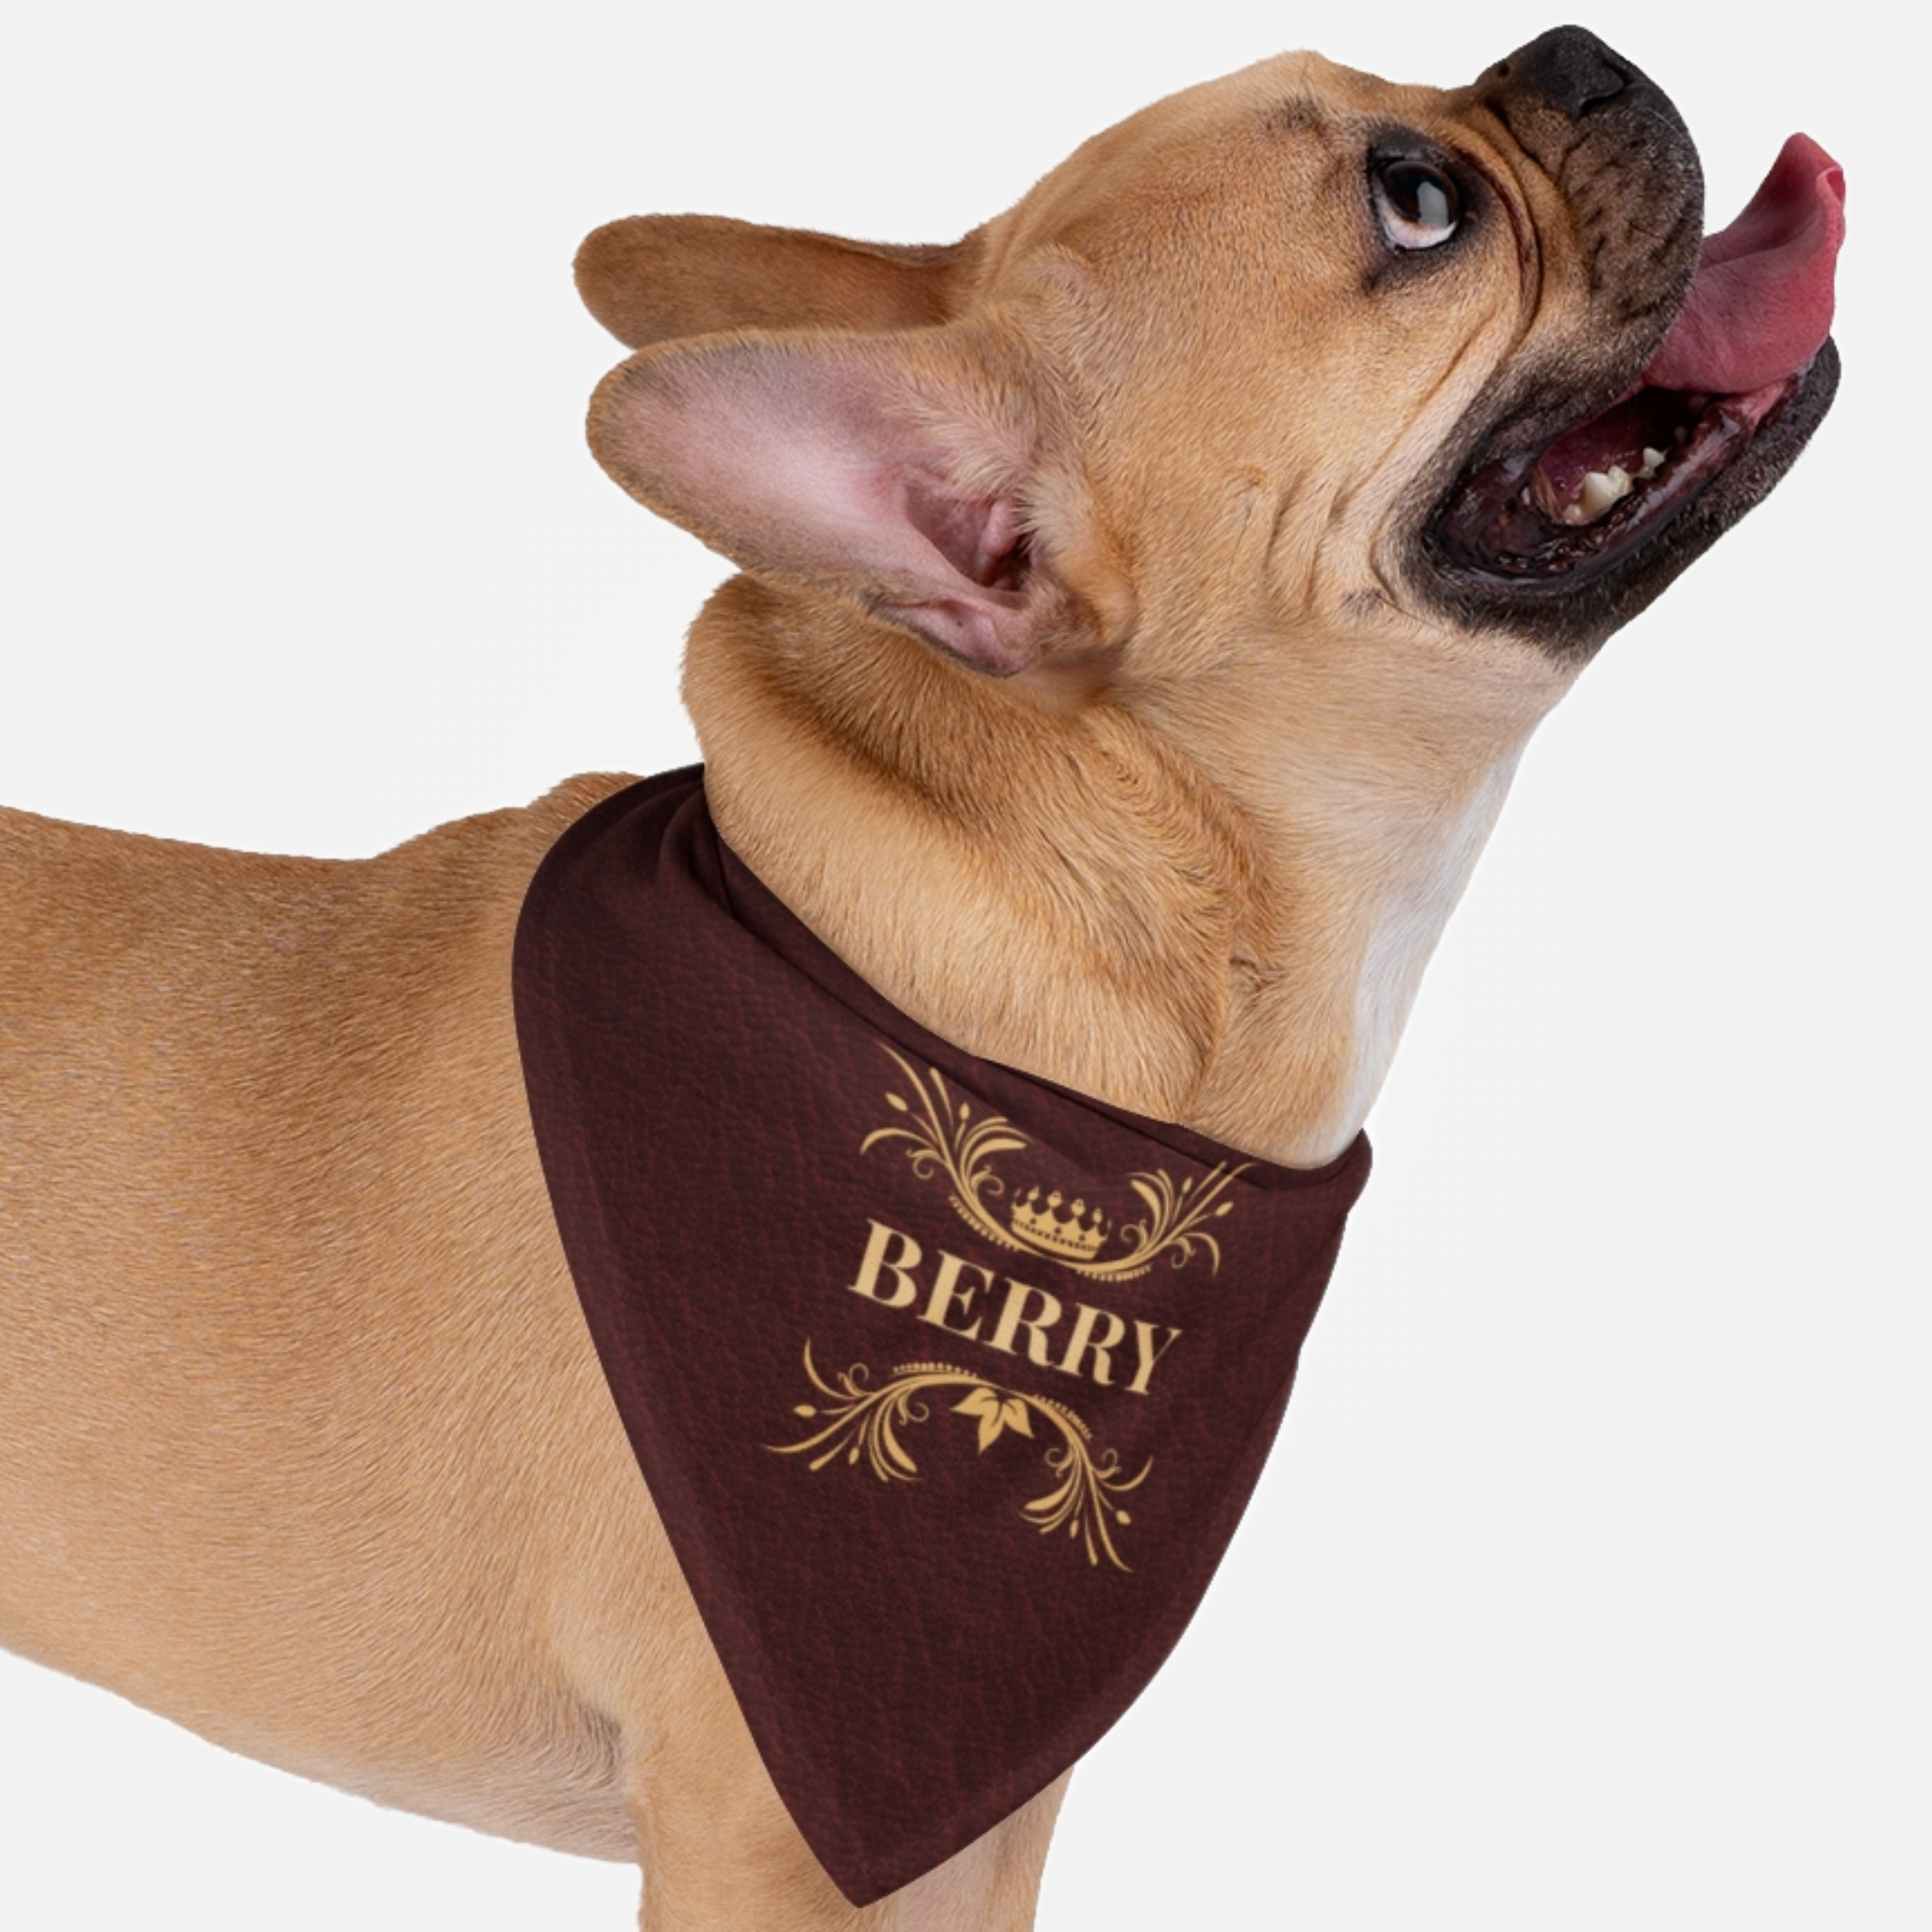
0, 775, 640, 1043
359, 771, 639, 926
376, 772, 639, 874
0, 774, 639, 912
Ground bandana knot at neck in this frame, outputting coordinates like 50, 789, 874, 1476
513, 769, 1370, 1905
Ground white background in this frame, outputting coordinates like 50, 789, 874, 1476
2, 2, 1924, 1927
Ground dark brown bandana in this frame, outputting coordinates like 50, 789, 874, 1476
512, 769, 1370, 1905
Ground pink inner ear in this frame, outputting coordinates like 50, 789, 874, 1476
873, 589, 1035, 675
905, 485, 1029, 592
877, 482, 1035, 675
599, 337, 1048, 676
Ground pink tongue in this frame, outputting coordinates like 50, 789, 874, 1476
1642, 133, 1844, 393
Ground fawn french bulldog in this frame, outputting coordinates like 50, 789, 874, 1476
0, 25, 1840, 1930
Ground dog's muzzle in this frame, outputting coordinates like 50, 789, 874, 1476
1412, 25, 1842, 657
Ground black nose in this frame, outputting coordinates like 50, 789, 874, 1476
1484, 25, 1636, 119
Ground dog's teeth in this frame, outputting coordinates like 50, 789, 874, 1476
1640, 446, 1666, 478
1575, 466, 1633, 520
1674, 425, 1690, 445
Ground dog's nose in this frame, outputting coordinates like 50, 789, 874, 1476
1475, 24, 1690, 158
1480, 25, 1640, 120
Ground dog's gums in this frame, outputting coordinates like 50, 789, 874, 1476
1430, 365, 1824, 577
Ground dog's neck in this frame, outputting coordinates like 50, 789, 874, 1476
687, 579, 1570, 1168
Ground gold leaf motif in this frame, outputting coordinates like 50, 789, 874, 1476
954, 1386, 1034, 1452
861, 1045, 1249, 1281
770, 1342, 1149, 1570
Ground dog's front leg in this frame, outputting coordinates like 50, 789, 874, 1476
881, 1777, 1069, 1932
623, 1718, 1067, 1932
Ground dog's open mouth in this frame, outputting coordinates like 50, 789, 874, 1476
1426, 134, 1844, 614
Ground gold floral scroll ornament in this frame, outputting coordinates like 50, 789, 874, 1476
861, 1048, 1248, 1282
771, 1342, 1150, 1570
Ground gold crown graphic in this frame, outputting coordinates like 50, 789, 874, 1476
1008, 1187, 1108, 1261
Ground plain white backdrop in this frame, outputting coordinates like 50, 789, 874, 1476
2, 2, 1924, 1926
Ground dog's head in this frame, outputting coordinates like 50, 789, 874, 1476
578, 26, 1840, 694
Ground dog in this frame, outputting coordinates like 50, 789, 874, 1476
0, 25, 1841, 1930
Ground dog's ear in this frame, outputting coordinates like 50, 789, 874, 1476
575, 217, 981, 350
588, 325, 1112, 676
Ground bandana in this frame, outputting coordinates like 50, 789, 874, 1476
512, 768, 1370, 1905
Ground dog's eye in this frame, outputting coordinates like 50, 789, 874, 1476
1372, 159, 1463, 250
